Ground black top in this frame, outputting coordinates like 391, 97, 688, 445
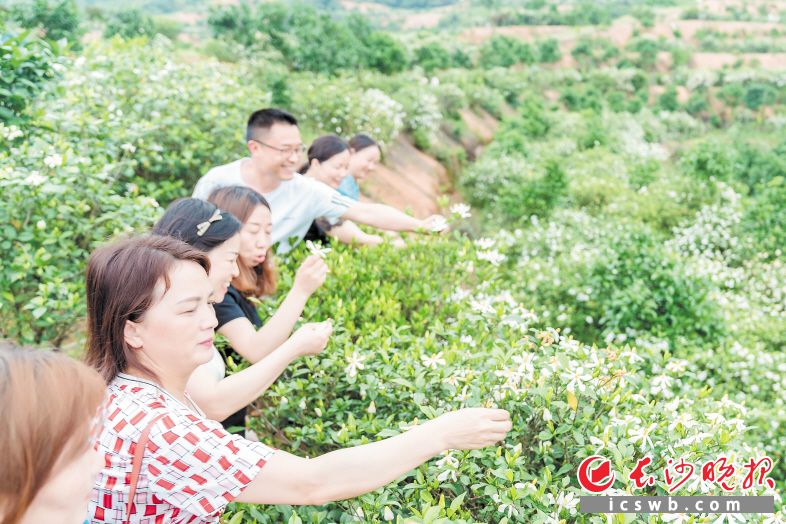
303, 217, 343, 245
215, 285, 263, 330
214, 285, 263, 432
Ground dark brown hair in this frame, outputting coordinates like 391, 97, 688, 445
208, 186, 277, 298
0, 343, 105, 524
349, 133, 379, 152
84, 235, 210, 383
299, 134, 349, 173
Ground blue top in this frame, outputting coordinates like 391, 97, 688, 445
337, 175, 361, 201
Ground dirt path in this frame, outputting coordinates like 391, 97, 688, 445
692, 52, 786, 69
459, 19, 785, 49
361, 135, 451, 216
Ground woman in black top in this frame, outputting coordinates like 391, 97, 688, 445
207, 186, 332, 433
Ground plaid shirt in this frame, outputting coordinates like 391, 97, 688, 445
88, 374, 274, 524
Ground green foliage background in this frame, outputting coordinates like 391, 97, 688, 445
2, 0, 786, 522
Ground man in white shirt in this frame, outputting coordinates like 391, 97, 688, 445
194, 108, 445, 253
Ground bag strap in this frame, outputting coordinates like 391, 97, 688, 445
125, 413, 166, 523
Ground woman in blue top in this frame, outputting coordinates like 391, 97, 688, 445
337, 133, 381, 201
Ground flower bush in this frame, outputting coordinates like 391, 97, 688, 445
3, 5, 786, 523
38, 37, 262, 194
291, 77, 404, 146
221, 237, 779, 523
0, 134, 159, 345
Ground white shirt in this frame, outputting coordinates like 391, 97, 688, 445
193, 159, 354, 253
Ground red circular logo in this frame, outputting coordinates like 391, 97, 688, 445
577, 455, 615, 493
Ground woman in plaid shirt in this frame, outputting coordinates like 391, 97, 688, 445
84, 235, 511, 523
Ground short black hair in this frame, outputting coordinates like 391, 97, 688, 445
246, 108, 298, 141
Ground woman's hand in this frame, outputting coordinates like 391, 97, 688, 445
430, 408, 512, 450
293, 255, 328, 297
420, 215, 449, 234
288, 320, 333, 357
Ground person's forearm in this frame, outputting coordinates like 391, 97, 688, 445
239, 420, 446, 506
202, 344, 300, 421
328, 221, 383, 246
242, 290, 309, 363
353, 203, 422, 232
307, 420, 445, 503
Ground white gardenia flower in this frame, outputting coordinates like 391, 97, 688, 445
435, 452, 459, 482
383, 507, 395, 522
428, 215, 449, 232
43, 153, 63, 168
628, 423, 657, 452
444, 375, 460, 387
306, 240, 332, 259
449, 203, 472, 219
474, 237, 495, 250
345, 351, 366, 378
562, 367, 592, 393
546, 491, 579, 515
121, 143, 137, 153
36, 220, 46, 230
543, 408, 552, 421
477, 249, 506, 266
4, 125, 23, 140
512, 352, 535, 374
24, 172, 46, 186
459, 335, 476, 347
661, 513, 691, 523
450, 287, 471, 302
762, 512, 786, 524
422, 351, 446, 369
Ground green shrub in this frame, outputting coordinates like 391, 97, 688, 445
0, 136, 159, 345
208, 3, 408, 75
559, 86, 602, 112
743, 82, 778, 111
292, 76, 404, 145
462, 155, 566, 222
0, 29, 58, 124
10, 0, 82, 43
656, 86, 679, 112
626, 37, 660, 69
478, 35, 536, 69
413, 42, 452, 73
632, 6, 655, 28
512, 216, 725, 346
536, 38, 561, 63
679, 139, 738, 182
224, 237, 761, 522
38, 39, 266, 192
735, 140, 786, 192
718, 82, 744, 106
740, 176, 786, 258
570, 36, 618, 67
103, 9, 155, 39
685, 90, 709, 116
575, 112, 608, 150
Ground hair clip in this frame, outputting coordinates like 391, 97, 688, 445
196, 209, 222, 237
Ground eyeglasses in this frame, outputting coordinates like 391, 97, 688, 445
250, 139, 306, 157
